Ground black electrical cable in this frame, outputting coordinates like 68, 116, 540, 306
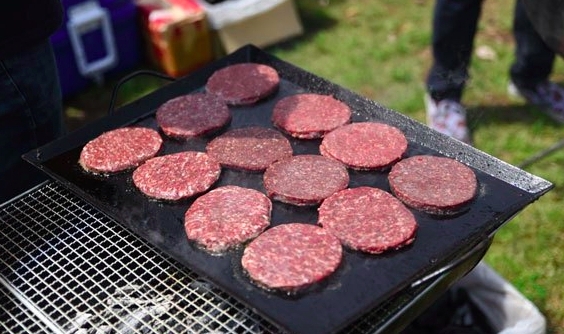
107, 69, 177, 114
518, 138, 564, 168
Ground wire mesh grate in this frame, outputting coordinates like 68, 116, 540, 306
0, 182, 280, 333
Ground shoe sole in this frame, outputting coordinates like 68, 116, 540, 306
507, 82, 564, 124
507, 81, 527, 101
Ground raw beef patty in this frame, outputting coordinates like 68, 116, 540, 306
263, 154, 349, 206
271, 93, 351, 139
205, 63, 280, 106
184, 185, 272, 254
156, 93, 231, 139
318, 186, 418, 254
388, 155, 478, 215
320, 122, 408, 170
132, 151, 220, 201
206, 126, 293, 172
79, 127, 162, 173
241, 223, 342, 292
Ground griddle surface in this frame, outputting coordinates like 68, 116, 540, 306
24, 45, 552, 334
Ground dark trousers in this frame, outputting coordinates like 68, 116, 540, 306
426, 0, 555, 101
0, 39, 64, 203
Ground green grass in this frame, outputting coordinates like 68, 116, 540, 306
65, 0, 564, 332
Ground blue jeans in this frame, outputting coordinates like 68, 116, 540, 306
0, 39, 64, 203
426, 0, 555, 101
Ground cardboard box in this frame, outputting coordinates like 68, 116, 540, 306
197, 0, 303, 54
137, 0, 214, 77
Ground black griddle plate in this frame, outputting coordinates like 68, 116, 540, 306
24, 45, 553, 334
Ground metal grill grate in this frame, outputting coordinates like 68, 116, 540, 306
0, 182, 279, 334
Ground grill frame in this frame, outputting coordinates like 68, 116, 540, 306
1, 282, 56, 334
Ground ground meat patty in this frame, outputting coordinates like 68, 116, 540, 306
79, 127, 162, 173
263, 155, 349, 206
241, 223, 342, 292
205, 63, 280, 106
206, 126, 293, 172
388, 155, 478, 215
271, 93, 351, 139
319, 122, 408, 170
184, 186, 272, 254
156, 93, 231, 139
318, 187, 418, 254
132, 151, 220, 201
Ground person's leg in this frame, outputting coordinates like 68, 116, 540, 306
509, 0, 555, 90
0, 39, 64, 203
425, 0, 484, 144
427, 0, 484, 102
507, 0, 564, 123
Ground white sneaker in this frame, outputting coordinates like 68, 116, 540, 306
508, 80, 564, 124
424, 93, 472, 144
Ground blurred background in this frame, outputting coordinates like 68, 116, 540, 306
55, 0, 563, 332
